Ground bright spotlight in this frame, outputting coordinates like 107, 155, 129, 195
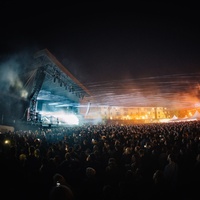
63, 114, 79, 125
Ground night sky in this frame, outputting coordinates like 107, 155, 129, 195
0, 1, 200, 109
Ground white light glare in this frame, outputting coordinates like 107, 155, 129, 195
62, 114, 79, 125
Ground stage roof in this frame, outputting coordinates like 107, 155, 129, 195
27, 49, 91, 108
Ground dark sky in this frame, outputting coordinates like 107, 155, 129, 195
0, 1, 200, 109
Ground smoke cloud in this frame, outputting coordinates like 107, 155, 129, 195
0, 51, 34, 122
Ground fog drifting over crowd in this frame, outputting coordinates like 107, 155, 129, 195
82, 73, 200, 109
1, 52, 200, 118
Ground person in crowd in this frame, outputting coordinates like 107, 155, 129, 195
150, 169, 169, 200
49, 184, 74, 200
163, 153, 179, 196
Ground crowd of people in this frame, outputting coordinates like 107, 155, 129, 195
0, 120, 200, 200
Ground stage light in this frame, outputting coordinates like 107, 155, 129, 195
4, 139, 11, 145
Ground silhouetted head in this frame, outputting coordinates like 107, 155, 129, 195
49, 185, 74, 200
